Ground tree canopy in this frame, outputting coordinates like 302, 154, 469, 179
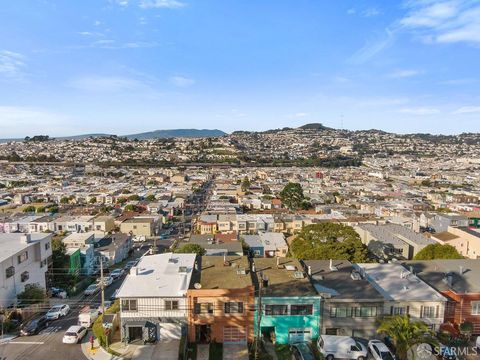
17, 284, 46, 305
377, 315, 435, 360
241, 176, 251, 192
413, 243, 463, 260
290, 223, 369, 262
175, 243, 206, 255
279, 182, 305, 210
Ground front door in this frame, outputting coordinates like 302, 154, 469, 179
195, 324, 211, 343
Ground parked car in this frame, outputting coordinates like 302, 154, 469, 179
46, 304, 70, 320
368, 340, 396, 360
97, 276, 113, 287
133, 235, 146, 242
317, 335, 368, 360
84, 283, 99, 296
20, 316, 49, 336
109, 289, 119, 302
291, 342, 316, 360
124, 260, 138, 271
62, 325, 87, 344
78, 306, 99, 327
476, 336, 480, 351
50, 287, 67, 299
110, 268, 124, 280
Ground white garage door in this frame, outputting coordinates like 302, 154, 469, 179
160, 323, 182, 340
288, 328, 312, 344
223, 326, 247, 344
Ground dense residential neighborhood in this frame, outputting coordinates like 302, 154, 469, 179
1, 129, 480, 360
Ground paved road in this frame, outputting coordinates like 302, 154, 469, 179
0, 276, 124, 360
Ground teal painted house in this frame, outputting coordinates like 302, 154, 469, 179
253, 258, 321, 344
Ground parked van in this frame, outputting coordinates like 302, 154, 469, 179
317, 335, 368, 360
78, 306, 99, 327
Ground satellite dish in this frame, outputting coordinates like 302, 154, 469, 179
194, 283, 202, 289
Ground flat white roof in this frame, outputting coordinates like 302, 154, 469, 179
117, 252, 196, 298
0, 233, 51, 261
356, 262, 446, 302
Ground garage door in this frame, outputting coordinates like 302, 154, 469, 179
288, 328, 312, 344
223, 326, 247, 344
160, 323, 182, 340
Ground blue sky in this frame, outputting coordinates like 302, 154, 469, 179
1, 0, 480, 137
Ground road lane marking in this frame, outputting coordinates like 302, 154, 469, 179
6, 341, 45, 345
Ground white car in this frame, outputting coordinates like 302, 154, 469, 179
62, 325, 87, 344
97, 276, 113, 287
318, 335, 368, 360
110, 268, 124, 279
84, 283, 99, 296
476, 336, 480, 350
368, 340, 396, 360
46, 304, 70, 320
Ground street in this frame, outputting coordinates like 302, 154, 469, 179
0, 269, 124, 360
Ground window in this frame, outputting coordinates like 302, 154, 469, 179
330, 307, 353, 318
18, 251, 28, 264
264, 305, 288, 316
45, 242, 50, 251
393, 307, 406, 315
165, 300, 179, 311
355, 306, 377, 317
5, 266, 15, 278
21, 271, 29, 282
471, 301, 480, 315
446, 302, 456, 316
291, 304, 313, 316
121, 299, 138, 311
194, 302, 214, 314
224, 302, 244, 314
422, 306, 436, 318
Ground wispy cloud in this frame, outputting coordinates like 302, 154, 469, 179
388, 69, 422, 78
69, 76, 148, 92
293, 112, 309, 118
362, 7, 381, 17
453, 105, 480, 114
348, 28, 395, 64
169, 75, 195, 87
400, 0, 480, 44
0, 50, 26, 80
399, 107, 440, 115
112, 0, 186, 9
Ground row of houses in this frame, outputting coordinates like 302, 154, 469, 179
116, 253, 480, 346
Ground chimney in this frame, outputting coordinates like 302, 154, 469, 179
307, 265, 312, 276
459, 266, 464, 275
262, 275, 269, 288
276, 257, 280, 267
329, 259, 333, 269
252, 262, 256, 273
20, 234, 32, 244
130, 267, 139, 276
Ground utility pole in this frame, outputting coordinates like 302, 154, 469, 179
100, 258, 105, 315
254, 273, 263, 360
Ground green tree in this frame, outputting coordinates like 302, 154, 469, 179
23, 205, 36, 213
89, 197, 97, 204
290, 223, 369, 262
17, 284, 46, 305
175, 243, 206, 255
124, 204, 137, 212
280, 182, 305, 210
60, 196, 69, 204
413, 243, 463, 260
128, 194, 140, 201
51, 236, 76, 290
241, 176, 251, 192
36, 206, 46, 213
145, 194, 156, 201
377, 315, 434, 360
116, 197, 127, 205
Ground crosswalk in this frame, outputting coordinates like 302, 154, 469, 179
39, 325, 63, 335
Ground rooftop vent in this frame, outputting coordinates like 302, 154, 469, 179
350, 271, 362, 281
329, 259, 338, 272
237, 268, 247, 275
178, 266, 188, 273
194, 283, 202, 289
294, 271, 305, 279
168, 257, 178, 264
285, 265, 297, 271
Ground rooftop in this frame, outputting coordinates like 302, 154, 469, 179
0, 233, 51, 261
117, 252, 196, 298
193, 256, 252, 289
253, 258, 318, 297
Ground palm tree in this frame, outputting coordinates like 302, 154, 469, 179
377, 315, 434, 360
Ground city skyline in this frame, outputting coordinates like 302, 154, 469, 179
1, 0, 480, 137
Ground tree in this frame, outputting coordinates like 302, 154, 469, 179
175, 244, 206, 255
145, 194, 156, 201
290, 223, 369, 262
280, 182, 305, 210
128, 194, 140, 201
116, 197, 127, 205
17, 284, 46, 305
89, 197, 97, 204
60, 196, 69, 204
377, 315, 434, 360
413, 243, 463, 260
23, 205, 36, 213
51, 236, 76, 290
241, 176, 251, 192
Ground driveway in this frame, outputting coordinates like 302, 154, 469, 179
223, 343, 249, 360
110, 340, 180, 360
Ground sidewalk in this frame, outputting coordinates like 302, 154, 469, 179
0, 334, 18, 344
81, 338, 124, 360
